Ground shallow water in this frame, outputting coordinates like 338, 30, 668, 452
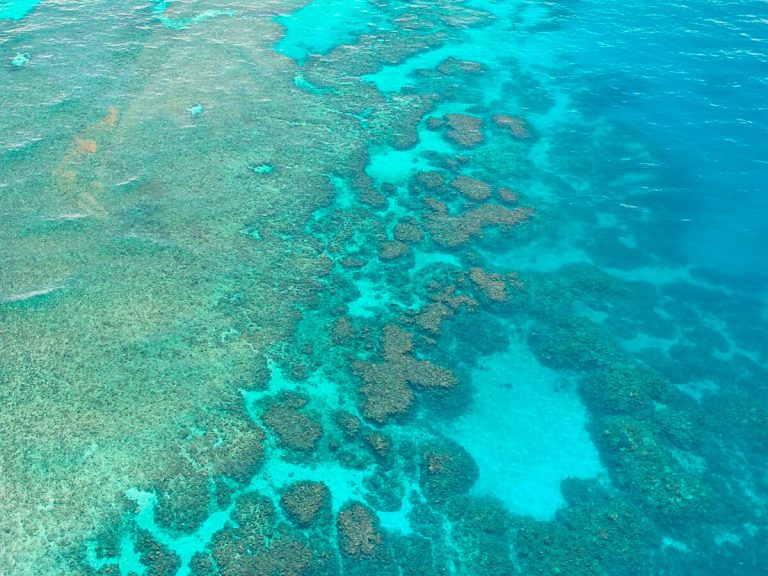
2, 0, 767, 574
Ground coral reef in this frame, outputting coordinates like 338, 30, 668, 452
353, 325, 457, 422
393, 219, 425, 244
468, 267, 517, 302
449, 498, 516, 575
4, 0, 764, 574
337, 502, 383, 557
492, 114, 530, 138
443, 113, 485, 148
379, 240, 411, 260
134, 529, 181, 576
514, 480, 656, 576
419, 438, 478, 504
334, 410, 362, 439
154, 470, 211, 533
424, 200, 533, 247
280, 481, 331, 527
595, 415, 714, 527
261, 394, 324, 453
451, 175, 491, 201
436, 57, 486, 76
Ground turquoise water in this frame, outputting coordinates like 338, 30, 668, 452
2, 0, 767, 574
0, 0, 42, 20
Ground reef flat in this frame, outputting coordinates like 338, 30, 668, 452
1, 0, 767, 575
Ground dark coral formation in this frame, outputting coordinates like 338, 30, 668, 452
515, 480, 656, 576
419, 438, 478, 504
353, 325, 457, 422
468, 267, 518, 302
496, 187, 519, 204
451, 175, 491, 201
393, 219, 425, 244
436, 57, 486, 76
337, 502, 383, 557
379, 240, 410, 260
280, 481, 330, 527
412, 278, 477, 335
443, 113, 485, 147
492, 113, 530, 138
423, 199, 533, 247
334, 410, 362, 439
134, 529, 181, 576
260, 393, 323, 453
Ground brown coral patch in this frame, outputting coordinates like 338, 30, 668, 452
364, 432, 392, 463
340, 256, 368, 269
337, 502, 382, 557
497, 187, 519, 204
424, 202, 533, 247
419, 439, 479, 504
353, 325, 456, 423
451, 175, 491, 201
426, 116, 445, 130
444, 113, 484, 148
280, 481, 330, 527
492, 114, 530, 138
335, 410, 362, 439
331, 317, 358, 345
355, 364, 414, 423
393, 220, 425, 244
437, 57, 486, 76
415, 282, 477, 334
415, 302, 453, 334
413, 170, 446, 192
469, 267, 509, 302
379, 240, 410, 260
261, 399, 323, 453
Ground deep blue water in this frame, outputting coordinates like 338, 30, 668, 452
554, 0, 768, 281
